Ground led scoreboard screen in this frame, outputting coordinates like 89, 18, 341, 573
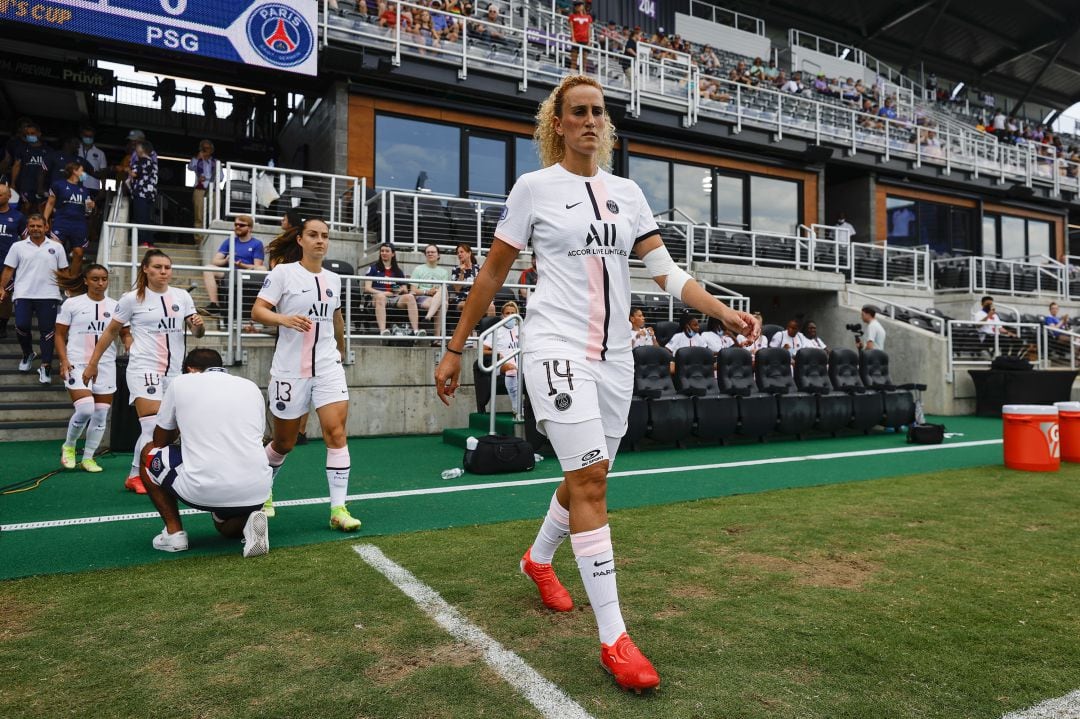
0, 0, 319, 75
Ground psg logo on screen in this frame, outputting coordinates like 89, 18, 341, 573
247, 4, 315, 69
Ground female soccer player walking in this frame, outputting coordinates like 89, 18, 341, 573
435, 75, 758, 691
252, 217, 361, 531
55, 264, 130, 472
83, 250, 204, 492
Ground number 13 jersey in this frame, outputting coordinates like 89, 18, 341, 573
494, 164, 659, 362
257, 262, 342, 378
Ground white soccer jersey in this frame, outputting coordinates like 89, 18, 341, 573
257, 262, 342, 378
156, 369, 272, 508
494, 164, 659, 361
800, 334, 827, 351
666, 332, 709, 354
113, 287, 195, 376
769, 330, 804, 355
4, 238, 67, 300
57, 294, 121, 366
702, 331, 733, 353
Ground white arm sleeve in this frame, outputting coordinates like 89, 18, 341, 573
642, 245, 692, 301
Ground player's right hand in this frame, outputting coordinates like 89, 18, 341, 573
281, 314, 312, 332
82, 363, 98, 386
434, 352, 462, 406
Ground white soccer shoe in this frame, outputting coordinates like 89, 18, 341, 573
152, 529, 189, 552
242, 510, 269, 558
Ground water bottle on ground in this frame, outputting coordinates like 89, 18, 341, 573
441, 468, 465, 480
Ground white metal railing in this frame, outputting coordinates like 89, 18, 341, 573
845, 287, 947, 335
947, 319, 1044, 381
1043, 324, 1080, 369
849, 242, 930, 291
684, 221, 850, 275
477, 312, 523, 425
932, 255, 1066, 298
383, 190, 506, 254
688, 0, 766, 35
216, 162, 364, 232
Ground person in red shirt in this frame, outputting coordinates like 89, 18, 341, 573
568, 1, 592, 70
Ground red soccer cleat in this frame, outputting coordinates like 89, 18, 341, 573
520, 547, 574, 612
124, 475, 147, 494
600, 633, 661, 692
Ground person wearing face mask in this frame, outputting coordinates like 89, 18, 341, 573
43, 161, 95, 277
665, 312, 705, 354
11, 123, 49, 214
482, 300, 522, 409
76, 126, 107, 246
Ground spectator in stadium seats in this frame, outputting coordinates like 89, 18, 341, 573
380, 2, 411, 31
11, 122, 49, 214
411, 243, 450, 329
568, 1, 592, 70
450, 243, 495, 317
0, 213, 68, 384
812, 73, 831, 95
800, 320, 827, 351
665, 312, 706, 354
629, 306, 657, 348
429, 0, 458, 42
140, 348, 271, 556
702, 316, 734, 354
472, 4, 507, 47
153, 78, 176, 112
366, 242, 423, 336
836, 213, 856, 240
621, 27, 640, 77
973, 295, 993, 320
877, 97, 898, 121
0, 183, 26, 338
858, 99, 883, 129
482, 300, 521, 408
977, 305, 1021, 355
517, 253, 538, 301
1045, 302, 1070, 342
698, 45, 721, 74
201, 214, 264, 316
749, 57, 766, 84
772, 69, 787, 89
992, 109, 1006, 139
856, 305, 885, 351
188, 140, 219, 248
599, 20, 623, 52
780, 71, 805, 94
769, 319, 803, 357
698, 77, 730, 103
764, 58, 779, 82
730, 61, 752, 86
201, 85, 218, 119
129, 140, 159, 248
43, 161, 94, 277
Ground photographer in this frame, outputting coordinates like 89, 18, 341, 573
854, 305, 885, 351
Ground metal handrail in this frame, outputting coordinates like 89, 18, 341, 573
477, 312, 523, 428
932, 254, 1067, 298
850, 241, 930, 291
845, 287, 947, 335
947, 319, 1045, 381
219, 161, 365, 232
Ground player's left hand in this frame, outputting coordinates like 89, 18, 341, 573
721, 308, 759, 341
189, 314, 204, 329
434, 351, 462, 406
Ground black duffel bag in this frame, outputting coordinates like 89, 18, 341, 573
464, 435, 536, 475
907, 423, 945, 445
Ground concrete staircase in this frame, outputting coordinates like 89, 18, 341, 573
0, 334, 71, 442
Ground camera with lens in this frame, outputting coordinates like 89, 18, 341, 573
845, 322, 863, 341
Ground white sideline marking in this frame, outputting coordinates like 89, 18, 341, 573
0, 439, 1002, 532
1001, 690, 1080, 718
353, 544, 596, 719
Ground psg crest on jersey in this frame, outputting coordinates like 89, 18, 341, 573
147, 386, 156, 395
606, 200, 619, 214
325, 289, 333, 298
554, 392, 572, 411
150, 455, 164, 473
276, 401, 286, 411
171, 305, 180, 311
47, 248, 55, 254
103, 312, 111, 318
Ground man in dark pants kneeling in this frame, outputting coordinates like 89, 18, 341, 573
140, 348, 272, 557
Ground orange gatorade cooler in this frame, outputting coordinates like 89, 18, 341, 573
1002, 404, 1059, 472
1054, 401, 1080, 462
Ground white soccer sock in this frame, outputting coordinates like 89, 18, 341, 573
265, 442, 288, 482
130, 414, 157, 476
326, 446, 350, 508
571, 525, 626, 646
529, 491, 570, 565
64, 397, 94, 447
83, 403, 110, 460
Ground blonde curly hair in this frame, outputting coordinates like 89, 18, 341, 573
534, 75, 616, 170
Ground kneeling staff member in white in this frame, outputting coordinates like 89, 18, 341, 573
140, 348, 272, 558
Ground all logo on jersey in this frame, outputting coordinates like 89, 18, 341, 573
246, 4, 315, 69
308, 302, 331, 319
86, 321, 106, 333
554, 392, 572, 411
606, 200, 619, 214
567, 223, 626, 257
157, 318, 179, 331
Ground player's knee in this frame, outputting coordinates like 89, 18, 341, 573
323, 427, 347, 447
567, 462, 608, 501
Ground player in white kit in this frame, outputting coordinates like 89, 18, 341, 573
55, 264, 130, 472
434, 76, 759, 692
83, 249, 205, 493
252, 217, 361, 532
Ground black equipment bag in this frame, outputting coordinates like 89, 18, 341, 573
907, 423, 945, 445
991, 355, 1031, 371
463, 435, 536, 475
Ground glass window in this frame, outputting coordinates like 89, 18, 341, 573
1001, 216, 1026, 259
467, 136, 507, 199
750, 176, 798, 234
672, 163, 711, 226
514, 137, 540, 181
1028, 220, 1052, 258
982, 216, 997, 256
886, 197, 917, 246
949, 207, 974, 255
629, 155, 670, 218
713, 174, 744, 229
375, 115, 460, 195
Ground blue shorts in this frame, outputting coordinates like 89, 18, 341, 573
52, 226, 89, 252
144, 445, 262, 518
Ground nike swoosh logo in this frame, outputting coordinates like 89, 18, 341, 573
593, 559, 613, 567
301, 289, 313, 293
565, 202, 583, 209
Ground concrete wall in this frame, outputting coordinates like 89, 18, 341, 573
277, 82, 349, 176
674, 13, 771, 59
